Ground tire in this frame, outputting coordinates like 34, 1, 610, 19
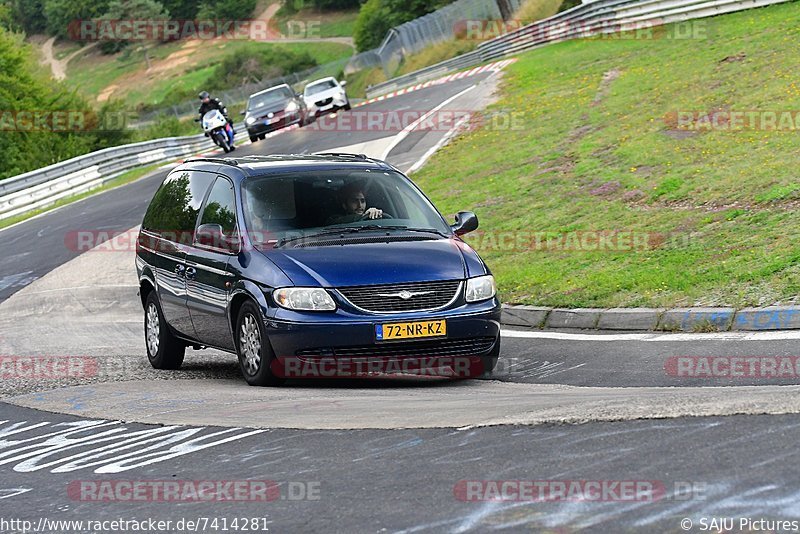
235, 301, 284, 386
144, 291, 185, 370
249, 136, 258, 143
258, 134, 266, 140
477, 338, 501, 378
343, 101, 351, 111
215, 131, 230, 153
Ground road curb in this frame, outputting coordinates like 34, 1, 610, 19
501, 304, 800, 332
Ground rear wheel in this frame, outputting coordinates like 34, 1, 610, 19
258, 134, 266, 140
249, 135, 258, 143
343, 101, 351, 111
235, 301, 284, 386
144, 291, 185, 370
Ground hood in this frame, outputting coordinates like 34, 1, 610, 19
247, 99, 292, 118
261, 238, 469, 287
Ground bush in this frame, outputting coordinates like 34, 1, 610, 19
205, 47, 317, 91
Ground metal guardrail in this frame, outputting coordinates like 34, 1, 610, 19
0, 132, 220, 221
365, 0, 794, 98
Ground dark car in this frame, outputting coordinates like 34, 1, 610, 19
242, 84, 308, 143
135, 154, 501, 386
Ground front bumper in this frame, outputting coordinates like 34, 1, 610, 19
262, 300, 501, 378
246, 111, 302, 136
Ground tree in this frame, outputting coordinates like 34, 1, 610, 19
97, 0, 170, 54
354, 0, 449, 51
44, 0, 110, 39
159, 0, 198, 20
197, 0, 258, 20
7, 0, 46, 34
0, 28, 133, 180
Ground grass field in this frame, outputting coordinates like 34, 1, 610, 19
274, 6, 359, 38
412, 2, 800, 308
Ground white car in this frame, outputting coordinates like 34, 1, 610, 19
303, 77, 350, 119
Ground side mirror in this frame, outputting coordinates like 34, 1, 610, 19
196, 224, 239, 252
295, 92, 302, 98
193, 118, 200, 122
451, 211, 479, 236
339, 80, 347, 87
239, 110, 246, 116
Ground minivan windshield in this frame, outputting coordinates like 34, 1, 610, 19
241, 170, 451, 245
247, 87, 293, 110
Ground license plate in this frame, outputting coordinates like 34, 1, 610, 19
265, 117, 279, 125
375, 320, 446, 341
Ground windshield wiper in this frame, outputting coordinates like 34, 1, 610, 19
274, 227, 384, 248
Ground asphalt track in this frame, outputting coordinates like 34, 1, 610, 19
1, 68, 800, 532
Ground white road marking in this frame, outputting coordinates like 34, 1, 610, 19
501, 329, 800, 342
407, 114, 471, 173
380, 84, 477, 160
0, 488, 32, 500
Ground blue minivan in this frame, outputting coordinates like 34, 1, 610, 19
136, 154, 500, 386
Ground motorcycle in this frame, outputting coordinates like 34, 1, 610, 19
197, 109, 235, 153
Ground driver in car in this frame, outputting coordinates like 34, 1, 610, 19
325, 183, 384, 224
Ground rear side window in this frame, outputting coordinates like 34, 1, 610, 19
142, 171, 215, 240
198, 177, 237, 237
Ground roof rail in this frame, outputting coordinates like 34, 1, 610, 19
314, 152, 369, 160
183, 157, 239, 166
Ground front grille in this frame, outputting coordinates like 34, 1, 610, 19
338, 280, 461, 312
296, 336, 496, 358
316, 97, 333, 106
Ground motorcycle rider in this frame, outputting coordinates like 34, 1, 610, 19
198, 91, 235, 147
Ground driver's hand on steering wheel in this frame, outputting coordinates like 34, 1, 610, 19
362, 207, 383, 219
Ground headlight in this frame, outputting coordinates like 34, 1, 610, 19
285, 101, 299, 113
465, 275, 496, 303
273, 287, 336, 311
245, 116, 255, 125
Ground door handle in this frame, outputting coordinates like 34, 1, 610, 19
185, 267, 197, 280
174, 264, 185, 277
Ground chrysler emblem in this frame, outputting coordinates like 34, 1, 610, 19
377, 290, 433, 300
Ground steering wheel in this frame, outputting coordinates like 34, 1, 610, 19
361, 211, 393, 220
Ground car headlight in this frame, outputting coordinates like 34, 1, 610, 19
285, 101, 299, 113
273, 287, 336, 311
245, 116, 255, 125
465, 275, 496, 303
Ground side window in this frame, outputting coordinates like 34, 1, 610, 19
198, 177, 237, 237
141, 171, 215, 241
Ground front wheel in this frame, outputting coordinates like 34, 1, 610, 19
144, 291, 185, 370
477, 338, 501, 378
215, 131, 231, 153
235, 301, 284, 386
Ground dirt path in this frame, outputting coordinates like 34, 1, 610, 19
40, 36, 98, 81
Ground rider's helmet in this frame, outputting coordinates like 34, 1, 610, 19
198, 91, 210, 101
